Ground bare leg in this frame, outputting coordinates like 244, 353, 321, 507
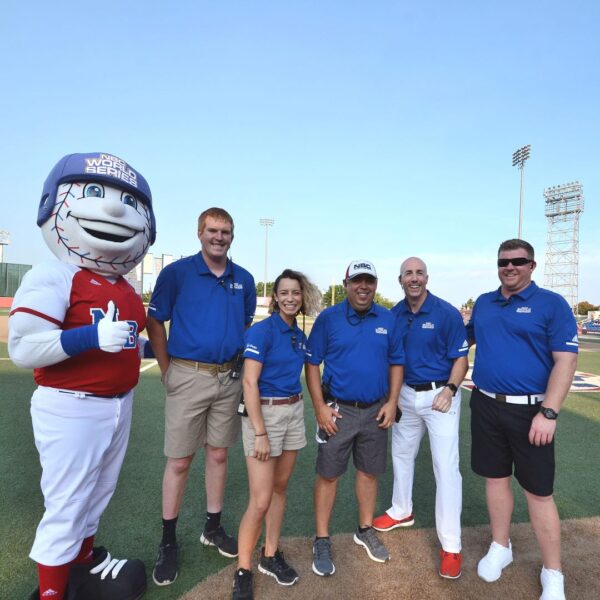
237, 457, 276, 570
205, 444, 228, 513
486, 477, 513, 546
524, 490, 561, 570
355, 470, 378, 527
314, 475, 338, 537
162, 455, 195, 519
264, 450, 298, 556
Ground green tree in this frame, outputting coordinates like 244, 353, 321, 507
461, 297, 475, 310
256, 281, 274, 297
374, 292, 395, 309
322, 284, 347, 307
577, 300, 599, 316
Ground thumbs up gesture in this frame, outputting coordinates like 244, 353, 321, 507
97, 301, 131, 352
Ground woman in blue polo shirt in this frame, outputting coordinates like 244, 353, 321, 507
233, 269, 320, 599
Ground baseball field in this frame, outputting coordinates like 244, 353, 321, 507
1, 316, 599, 599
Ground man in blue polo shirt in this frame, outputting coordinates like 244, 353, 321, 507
373, 256, 468, 580
467, 239, 577, 600
306, 260, 404, 577
147, 207, 256, 586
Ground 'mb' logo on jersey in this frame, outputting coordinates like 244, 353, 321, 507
90, 307, 138, 349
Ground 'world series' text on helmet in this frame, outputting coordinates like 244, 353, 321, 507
38, 152, 156, 245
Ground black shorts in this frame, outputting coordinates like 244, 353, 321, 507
316, 399, 388, 479
470, 388, 555, 496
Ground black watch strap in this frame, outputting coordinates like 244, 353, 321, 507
445, 383, 458, 395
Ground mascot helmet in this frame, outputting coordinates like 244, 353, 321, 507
38, 152, 156, 244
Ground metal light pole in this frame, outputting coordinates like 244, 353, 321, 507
259, 218, 275, 300
512, 144, 531, 239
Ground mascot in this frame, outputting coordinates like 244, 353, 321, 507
9, 153, 155, 600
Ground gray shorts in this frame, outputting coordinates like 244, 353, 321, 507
316, 399, 388, 479
163, 359, 242, 458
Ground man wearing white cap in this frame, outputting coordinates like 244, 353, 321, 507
305, 260, 405, 577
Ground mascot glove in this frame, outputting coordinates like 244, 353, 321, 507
97, 301, 131, 353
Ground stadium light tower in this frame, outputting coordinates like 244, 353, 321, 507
259, 218, 275, 300
512, 144, 531, 239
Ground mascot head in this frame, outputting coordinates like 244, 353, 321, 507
38, 152, 156, 276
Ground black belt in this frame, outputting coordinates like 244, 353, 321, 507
336, 398, 381, 409
58, 390, 128, 399
406, 381, 447, 392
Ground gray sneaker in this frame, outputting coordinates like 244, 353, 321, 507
312, 538, 335, 576
353, 527, 390, 563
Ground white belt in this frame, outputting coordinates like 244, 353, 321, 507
479, 388, 544, 405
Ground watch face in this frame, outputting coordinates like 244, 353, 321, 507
540, 407, 558, 420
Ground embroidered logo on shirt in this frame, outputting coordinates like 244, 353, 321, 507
459, 340, 469, 352
375, 327, 388, 334
42, 590, 58, 598
244, 343, 260, 355
516, 306, 532, 313
421, 322, 435, 329
566, 334, 579, 347
90, 279, 102, 286
232, 282, 244, 290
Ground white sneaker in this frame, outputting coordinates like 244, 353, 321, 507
477, 540, 513, 582
540, 567, 565, 600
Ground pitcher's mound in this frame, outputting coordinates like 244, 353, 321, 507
181, 517, 599, 599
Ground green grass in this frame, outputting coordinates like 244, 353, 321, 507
1, 344, 598, 599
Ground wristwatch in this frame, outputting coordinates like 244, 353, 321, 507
539, 406, 558, 420
445, 383, 458, 395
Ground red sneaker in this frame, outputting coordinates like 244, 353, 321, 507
372, 512, 415, 532
439, 549, 462, 579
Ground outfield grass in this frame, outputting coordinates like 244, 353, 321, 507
1, 345, 598, 599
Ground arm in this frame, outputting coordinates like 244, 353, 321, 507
242, 359, 270, 461
306, 362, 341, 436
528, 351, 577, 446
9, 312, 69, 368
432, 355, 469, 412
377, 364, 404, 428
146, 316, 170, 378
10, 300, 130, 368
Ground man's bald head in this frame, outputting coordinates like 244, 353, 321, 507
400, 256, 428, 277
399, 256, 429, 307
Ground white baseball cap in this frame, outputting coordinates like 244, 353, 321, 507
345, 259, 377, 280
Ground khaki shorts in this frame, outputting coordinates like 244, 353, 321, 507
242, 400, 306, 458
163, 359, 242, 458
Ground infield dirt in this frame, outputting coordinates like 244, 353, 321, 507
182, 517, 599, 600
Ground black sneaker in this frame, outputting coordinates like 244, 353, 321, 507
200, 525, 238, 558
232, 568, 254, 600
152, 541, 179, 586
258, 547, 299, 586
67, 546, 147, 600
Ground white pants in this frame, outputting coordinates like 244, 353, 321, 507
388, 384, 462, 552
30, 386, 133, 565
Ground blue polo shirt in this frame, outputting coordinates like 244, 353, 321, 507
466, 281, 578, 395
243, 312, 306, 397
306, 299, 405, 403
148, 253, 256, 363
392, 291, 468, 385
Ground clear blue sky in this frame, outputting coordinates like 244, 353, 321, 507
1, 1, 598, 307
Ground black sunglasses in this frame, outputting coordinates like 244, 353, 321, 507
497, 257, 533, 268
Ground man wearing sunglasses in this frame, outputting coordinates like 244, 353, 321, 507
467, 239, 578, 600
